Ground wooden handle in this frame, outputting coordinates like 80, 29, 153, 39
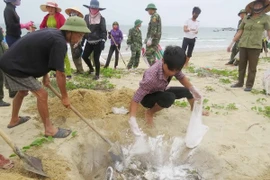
47, 85, 113, 146
0, 128, 17, 152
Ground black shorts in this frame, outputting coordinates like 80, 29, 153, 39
141, 87, 193, 108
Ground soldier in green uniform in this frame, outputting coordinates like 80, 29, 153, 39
226, 9, 247, 66
0, 27, 11, 107
127, 19, 143, 69
145, 3, 162, 66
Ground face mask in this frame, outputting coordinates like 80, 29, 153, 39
13, 0, 21, 6
252, 2, 265, 14
90, 8, 99, 15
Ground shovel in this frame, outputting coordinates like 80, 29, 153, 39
0, 128, 48, 177
47, 85, 124, 164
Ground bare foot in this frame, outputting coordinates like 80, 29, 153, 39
45, 127, 59, 137
145, 110, 154, 127
203, 110, 209, 116
0, 154, 14, 169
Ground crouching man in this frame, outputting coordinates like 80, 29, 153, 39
128, 46, 207, 136
0, 16, 90, 138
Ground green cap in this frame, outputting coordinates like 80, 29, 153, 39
238, 9, 247, 16
145, 3, 157, 11
60, 16, 90, 33
134, 19, 143, 27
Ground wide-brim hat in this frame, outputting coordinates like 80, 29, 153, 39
65, 7, 83, 18
245, 0, 270, 14
40, 1, 62, 13
83, 0, 106, 10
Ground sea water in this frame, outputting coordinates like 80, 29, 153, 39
0, 23, 235, 57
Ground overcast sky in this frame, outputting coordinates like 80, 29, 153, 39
0, 0, 255, 28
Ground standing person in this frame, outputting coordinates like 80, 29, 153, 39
145, 3, 162, 66
127, 19, 143, 70
4, 0, 33, 98
104, 22, 123, 69
227, 0, 270, 92
0, 16, 90, 138
0, 27, 10, 107
128, 46, 204, 136
226, 9, 247, 66
40, 1, 72, 79
81, 0, 107, 80
65, 7, 84, 74
182, 7, 201, 66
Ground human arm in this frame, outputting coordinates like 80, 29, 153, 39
55, 70, 70, 108
100, 17, 107, 41
177, 73, 202, 100
183, 25, 190, 33
58, 13, 66, 28
39, 15, 48, 29
4, 8, 20, 31
42, 74, 50, 87
126, 29, 132, 45
227, 30, 243, 52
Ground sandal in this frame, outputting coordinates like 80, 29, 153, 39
7, 116, 31, 129
45, 128, 71, 139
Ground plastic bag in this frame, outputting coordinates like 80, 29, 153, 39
262, 68, 270, 95
112, 106, 129, 115
185, 99, 209, 149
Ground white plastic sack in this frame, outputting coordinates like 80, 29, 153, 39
262, 68, 270, 95
185, 99, 209, 149
234, 52, 239, 61
112, 106, 129, 115
100, 56, 106, 66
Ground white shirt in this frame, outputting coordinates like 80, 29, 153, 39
184, 18, 200, 39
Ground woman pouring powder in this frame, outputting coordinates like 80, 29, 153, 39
227, 0, 270, 92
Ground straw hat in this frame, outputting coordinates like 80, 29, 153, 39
40, 1, 62, 13
65, 7, 83, 18
245, 0, 270, 14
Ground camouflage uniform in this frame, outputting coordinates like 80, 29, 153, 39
127, 27, 142, 69
145, 12, 162, 66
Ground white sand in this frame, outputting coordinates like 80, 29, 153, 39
0, 50, 270, 179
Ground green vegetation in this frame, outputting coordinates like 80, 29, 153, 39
251, 106, 270, 118
10, 136, 54, 157
205, 86, 215, 92
219, 78, 231, 84
174, 100, 189, 108
225, 103, 238, 110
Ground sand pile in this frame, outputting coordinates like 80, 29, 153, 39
44, 88, 145, 121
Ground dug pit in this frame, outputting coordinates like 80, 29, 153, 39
1, 88, 222, 179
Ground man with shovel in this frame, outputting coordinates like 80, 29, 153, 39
0, 16, 90, 138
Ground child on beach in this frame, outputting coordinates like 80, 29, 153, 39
104, 22, 123, 69
127, 19, 143, 69
128, 45, 206, 136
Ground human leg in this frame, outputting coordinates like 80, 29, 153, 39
104, 45, 115, 68
82, 42, 94, 73
93, 43, 102, 79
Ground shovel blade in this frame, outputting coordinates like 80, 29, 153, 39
21, 153, 49, 177
108, 141, 124, 163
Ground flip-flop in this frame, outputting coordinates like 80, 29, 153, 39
7, 116, 31, 129
45, 128, 71, 139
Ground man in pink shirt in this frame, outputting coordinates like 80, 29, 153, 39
129, 46, 203, 136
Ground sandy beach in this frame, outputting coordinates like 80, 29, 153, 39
0, 49, 270, 180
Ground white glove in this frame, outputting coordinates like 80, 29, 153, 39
146, 38, 152, 46
129, 117, 145, 136
189, 86, 202, 100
